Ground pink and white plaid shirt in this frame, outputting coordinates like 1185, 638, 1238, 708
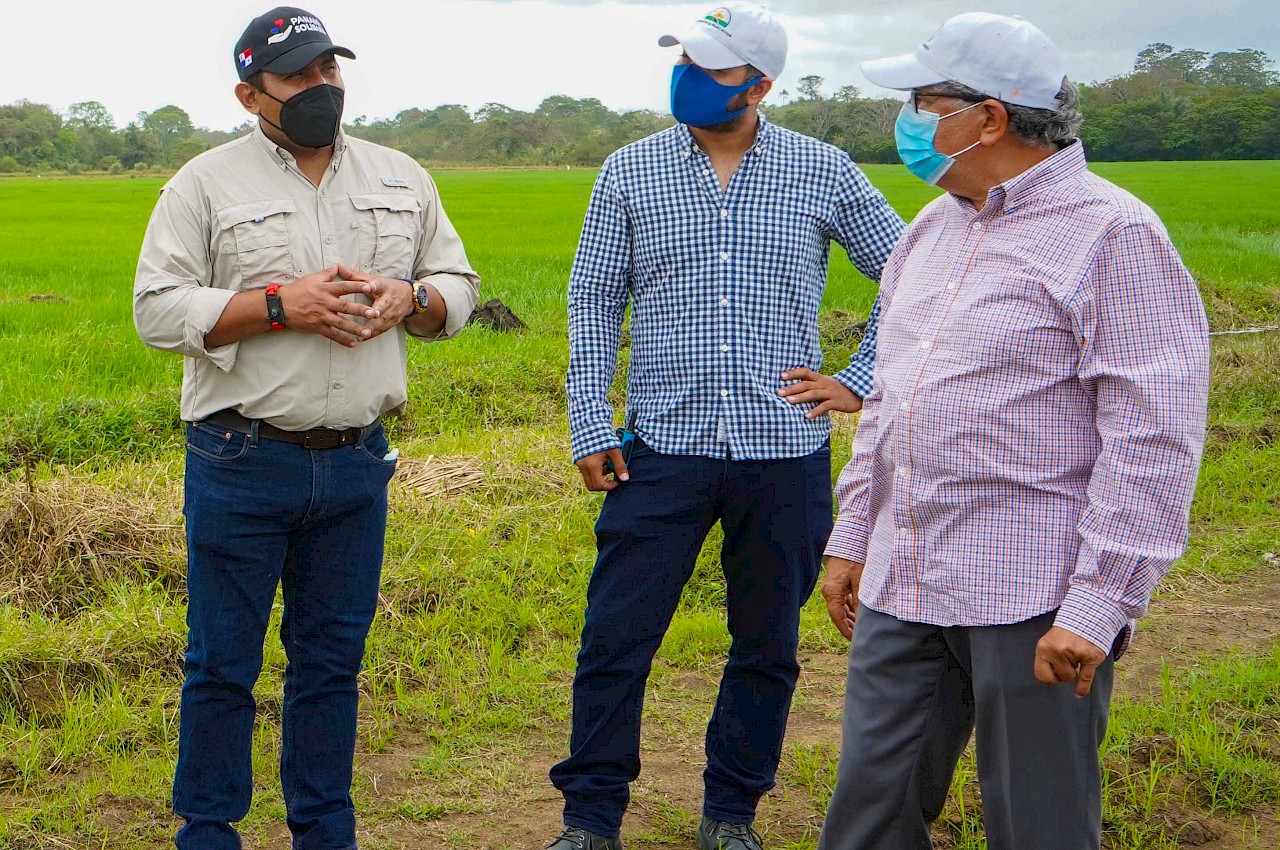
826, 142, 1210, 654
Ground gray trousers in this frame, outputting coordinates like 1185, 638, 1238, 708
818, 606, 1114, 850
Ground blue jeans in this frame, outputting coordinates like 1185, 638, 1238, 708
174, 420, 398, 850
549, 439, 833, 836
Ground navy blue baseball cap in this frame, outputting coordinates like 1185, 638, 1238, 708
234, 7, 355, 81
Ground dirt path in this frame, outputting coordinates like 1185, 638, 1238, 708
97, 563, 1280, 849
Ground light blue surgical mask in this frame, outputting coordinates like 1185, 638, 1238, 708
670, 63, 761, 128
894, 101, 983, 185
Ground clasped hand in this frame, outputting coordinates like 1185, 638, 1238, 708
278, 264, 414, 347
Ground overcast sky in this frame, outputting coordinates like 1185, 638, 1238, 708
5, 0, 1277, 130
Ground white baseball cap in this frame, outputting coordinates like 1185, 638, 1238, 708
861, 12, 1065, 110
659, 3, 787, 81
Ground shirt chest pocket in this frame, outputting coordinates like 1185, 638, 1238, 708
215, 199, 297, 290
946, 276, 1077, 369
350, 193, 421, 279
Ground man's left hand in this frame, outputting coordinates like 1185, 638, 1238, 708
778, 368, 863, 418
1034, 626, 1108, 698
335, 264, 415, 341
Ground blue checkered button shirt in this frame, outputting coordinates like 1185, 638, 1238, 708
567, 117, 905, 462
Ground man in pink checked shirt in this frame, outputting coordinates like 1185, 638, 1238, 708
816, 14, 1209, 850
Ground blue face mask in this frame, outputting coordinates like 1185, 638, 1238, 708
670, 63, 761, 128
894, 101, 983, 185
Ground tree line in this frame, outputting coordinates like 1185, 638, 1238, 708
1, 44, 1276, 174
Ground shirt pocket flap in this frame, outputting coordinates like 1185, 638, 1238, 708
215, 199, 297, 249
350, 193, 421, 238
349, 193, 422, 215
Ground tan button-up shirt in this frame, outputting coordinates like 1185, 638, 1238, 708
134, 127, 480, 430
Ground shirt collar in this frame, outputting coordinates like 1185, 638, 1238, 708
251, 123, 347, 173
981, 140, 1088, 216
675, 111, 774, 160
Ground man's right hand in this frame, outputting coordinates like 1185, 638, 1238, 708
277, 266, 382, 348
575, 447, 630, 492
821, 556, 865, 640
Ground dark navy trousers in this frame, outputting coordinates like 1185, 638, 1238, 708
550, 439, 834, 836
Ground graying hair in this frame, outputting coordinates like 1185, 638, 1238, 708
930, 78, 1082, 149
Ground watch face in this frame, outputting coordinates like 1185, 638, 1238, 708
414, 285, 430, 311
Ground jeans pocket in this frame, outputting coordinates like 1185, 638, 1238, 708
356, 426, 398, 466
186, 422, 251, 463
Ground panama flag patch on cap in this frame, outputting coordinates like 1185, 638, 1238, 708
238, 48, 253, 68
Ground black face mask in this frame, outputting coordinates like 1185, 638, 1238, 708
258, 83, 344, 149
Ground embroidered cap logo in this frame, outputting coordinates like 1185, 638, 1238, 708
704, 8, 731, 29
267, 18, 293, 45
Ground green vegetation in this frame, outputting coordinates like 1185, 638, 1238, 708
1, 43, 1277, 172
0, 161, 1278, 848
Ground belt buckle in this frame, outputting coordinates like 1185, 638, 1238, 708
303, 430, 340, 450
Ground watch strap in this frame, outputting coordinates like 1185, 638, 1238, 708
264, 283, 286, 330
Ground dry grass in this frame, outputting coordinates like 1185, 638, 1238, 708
396, 456, 487, 499
0, 478, 184, 616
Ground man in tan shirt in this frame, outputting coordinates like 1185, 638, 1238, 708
133, 8, 478, 849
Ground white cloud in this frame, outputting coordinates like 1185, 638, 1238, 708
2, 0, 1275, 130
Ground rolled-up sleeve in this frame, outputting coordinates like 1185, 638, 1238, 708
133, 184, 239, 371
409, 170, 480, 341
1055, 221, 1210, 654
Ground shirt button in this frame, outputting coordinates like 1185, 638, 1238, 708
720, 344, 730, 353
324, 236, 335, 244
919, 338, 933, 350
720, 209, 729, 219
332, 381, 343, 389
720, 298, 730, 307
899, 401, 909, 412
898, 527, 910, 537
720, 252, 730, 261
946, 282, 958, 291
721, 389, 730, 397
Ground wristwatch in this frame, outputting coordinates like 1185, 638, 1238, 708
403, 278, 430, 315
264, 283, 286, 329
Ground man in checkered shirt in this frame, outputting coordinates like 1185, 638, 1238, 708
817, 14, 1210, 850
549, 5, 905, 850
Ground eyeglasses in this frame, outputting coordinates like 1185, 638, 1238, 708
910, 89, 992, 115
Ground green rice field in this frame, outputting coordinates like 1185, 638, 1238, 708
0, 160, 1278, 848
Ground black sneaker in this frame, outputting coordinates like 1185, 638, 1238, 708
696, 816, 764, 850
546, 826, 624, 850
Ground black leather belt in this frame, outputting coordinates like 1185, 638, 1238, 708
200, 409, 377, 450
